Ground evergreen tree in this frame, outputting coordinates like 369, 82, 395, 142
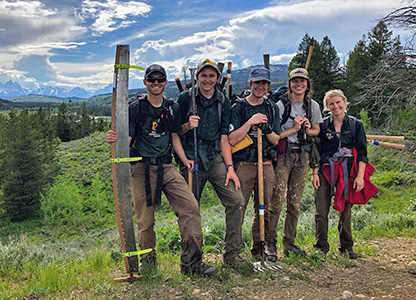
35, 107, 59, 185
1, 109, 47, 221
345, 21, 406, 118
56, 102, 71, 142
80, 102, 91, 138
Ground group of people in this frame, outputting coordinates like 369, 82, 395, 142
106, 58, 370, 276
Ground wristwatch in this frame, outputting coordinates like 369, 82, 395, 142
226, 164, 234, 170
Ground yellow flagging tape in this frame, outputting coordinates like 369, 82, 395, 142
114, 64, 145, 70
123, 248, 153, 257
111, 157, 142, 163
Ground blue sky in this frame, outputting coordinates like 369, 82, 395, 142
0, 0, 406, 93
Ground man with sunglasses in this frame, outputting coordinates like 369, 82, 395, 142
106, 64, 215, 276
177, 59, 247, 269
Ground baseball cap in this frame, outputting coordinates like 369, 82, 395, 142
249, 67, 271, 83
144, 64, 167, 78
288, 68, 309, 81
196, 59, 220, 76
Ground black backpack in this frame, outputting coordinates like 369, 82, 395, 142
129, 94, 175, 146
278, 94, 312, 126
234, 97, 276, 128
321, 115, 357, 143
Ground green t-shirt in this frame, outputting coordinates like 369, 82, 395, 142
129, 97, 181, 158
229, 98, 280, 162
177, 86, 231, 170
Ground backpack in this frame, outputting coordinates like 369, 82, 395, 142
235, 97, 276, 128
278, 94, 312, 126
129, 94, 175, 147
321, 115, 357, 145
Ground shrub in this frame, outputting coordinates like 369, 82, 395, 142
40, 177, 83, 226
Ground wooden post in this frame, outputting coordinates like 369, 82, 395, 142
111, 45, 139, 277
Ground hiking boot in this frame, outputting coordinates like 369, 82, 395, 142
138, 255, 157, 274
265, 239, 278, 262
182, 262, 216, 277
313, 244, 328, 255
340, 248, 358, 259
283, 244, 306, 257
224, 255, 248, 270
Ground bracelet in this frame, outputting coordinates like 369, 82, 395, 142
226, 164, 234, 170
312, 173, 318, 176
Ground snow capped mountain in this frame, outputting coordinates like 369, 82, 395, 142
0, 80, 95, 99
92, 84, 113, 96
0, 80, 30, 97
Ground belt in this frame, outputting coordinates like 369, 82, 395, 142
241, 160, 273, 166
291, 148, 301, 153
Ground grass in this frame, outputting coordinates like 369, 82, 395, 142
1, 132, 415, 299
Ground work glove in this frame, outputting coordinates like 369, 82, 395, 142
256, 123, 273, 134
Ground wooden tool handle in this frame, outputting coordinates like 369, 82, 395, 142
366, 135, 405, 142
305, 46, 314, 70
257, 128, 265, 241
368, 140, 406, 150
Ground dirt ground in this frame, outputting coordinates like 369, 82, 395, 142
117, 237, 416, 300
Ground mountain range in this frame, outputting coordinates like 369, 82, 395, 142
0, 81, 113, 99
0, 64, 289, 101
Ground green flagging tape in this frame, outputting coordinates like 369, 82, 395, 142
114, 64, 145, 70
123, 248, 153, 257
111, 157, 142, 163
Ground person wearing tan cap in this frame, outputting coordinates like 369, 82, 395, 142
271, 67, 322, 258
177, 59, 247, 269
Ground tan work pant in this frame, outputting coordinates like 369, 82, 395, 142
130, 162, 203, 268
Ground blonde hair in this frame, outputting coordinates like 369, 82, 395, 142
323, 89, 348, 112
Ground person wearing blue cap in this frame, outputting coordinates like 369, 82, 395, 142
228, 67, 281, 260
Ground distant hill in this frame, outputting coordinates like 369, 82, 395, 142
0, 98, 60, 110
2, 64, 289, 110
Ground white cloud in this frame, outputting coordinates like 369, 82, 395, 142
79, 0, 152, 35
133, 0, 399, 78
270, 53, 297, 64
0, 0, 55, 17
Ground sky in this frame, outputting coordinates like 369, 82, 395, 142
0, 0, 408, 93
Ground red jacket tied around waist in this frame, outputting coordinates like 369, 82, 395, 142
322, 148, 378, 212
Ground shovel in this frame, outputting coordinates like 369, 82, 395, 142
252, 127, 284, 272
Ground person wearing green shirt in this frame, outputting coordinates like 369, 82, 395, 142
106, 64, 215, 276
311, 89, 368, 259
177, 59, 247, 269
228, 67, 280, 260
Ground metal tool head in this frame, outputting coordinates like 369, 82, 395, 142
252, 260, 284, 272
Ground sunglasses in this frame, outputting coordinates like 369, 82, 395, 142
146, 76, 166, 83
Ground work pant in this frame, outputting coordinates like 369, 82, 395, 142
314, 171, 353, 253
235, 161, 275, 255
130, 162, 203, 269
272, 152, 309, 249
181, 154, 244, 261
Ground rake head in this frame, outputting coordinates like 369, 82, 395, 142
252, 260, 284, 272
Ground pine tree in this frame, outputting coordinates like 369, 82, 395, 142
1, 109, 47, 221
56, 102, 71, 142
80, 102, 91, 138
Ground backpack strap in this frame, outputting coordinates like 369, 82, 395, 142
278, 95, 292, 126
129, 94, 148, 147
